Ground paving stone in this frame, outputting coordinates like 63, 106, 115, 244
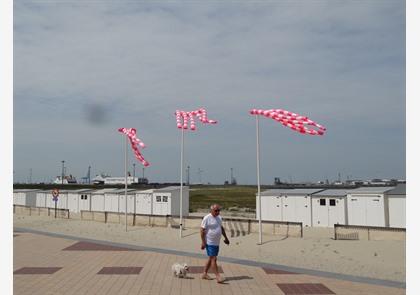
277, 283, 335, 294
262, 267, 299, 275
97, 266, 143, 275
62, 241, 140, 251
14, 267, 62, 275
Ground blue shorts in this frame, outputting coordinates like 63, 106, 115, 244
205, 244, 219, 257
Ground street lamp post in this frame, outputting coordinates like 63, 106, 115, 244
61, 160, 65, 184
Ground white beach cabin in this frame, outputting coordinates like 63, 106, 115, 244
45, 190, 70, 209
104, 189, 121, 213
282, 189, 323, 227
347, 187, 394, 227
78, 190, 93, 211
386, 184, 406, 228
90, 188, 118, 212
152, 186, 189, 216
118, 189, 137, 214
312, 189, 348, 227
135, 189, 155, 214
255, 189, 294, 222
256, 189, 321, 226
35, 190, 49, 208
67, 189, 94, 213
103, 189, 136, 213
13, 189, 40, 207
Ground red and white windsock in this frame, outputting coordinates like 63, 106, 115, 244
175, 108, 217, 130
249, 109, 326, 135
118, 128, 150, 166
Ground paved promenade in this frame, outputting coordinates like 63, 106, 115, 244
13, 230, 405, 295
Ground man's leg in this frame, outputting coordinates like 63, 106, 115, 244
213, 257, 224, 282
201, 257, 212, 279
204, 257, 212, 274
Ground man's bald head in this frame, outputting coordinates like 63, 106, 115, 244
210, 204, 221, 216
210, 204, 220, 210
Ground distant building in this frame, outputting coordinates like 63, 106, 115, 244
274, 177, 283, 185
92, 174, 107, 185
345, 179, 369, 186
368, 178, 404, 186
369, 179, 388, 185
138, 177, 149, 184
104, 177, 140, 185
53, 175, 77, 184
92, 174, 141, 185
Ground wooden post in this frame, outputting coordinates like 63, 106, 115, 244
334, 224, 337, 240
301, 223, 303, 238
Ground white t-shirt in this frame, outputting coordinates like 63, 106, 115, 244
201, 213, 223, 246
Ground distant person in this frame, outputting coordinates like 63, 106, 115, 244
200, 204, 230, 283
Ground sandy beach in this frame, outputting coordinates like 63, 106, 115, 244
13, 214, 405, 282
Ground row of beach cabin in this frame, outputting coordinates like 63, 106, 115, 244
13, 186, 189, 217
13, 184, 405, 228
256, 184, 406, 228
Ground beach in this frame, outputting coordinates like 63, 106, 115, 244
13, 214, 405, 282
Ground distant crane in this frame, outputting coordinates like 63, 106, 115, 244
81, 166, 91, 184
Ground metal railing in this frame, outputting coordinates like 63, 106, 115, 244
334, 224, 405, 240
13, 205, 70, 219
79, 210, 303, 237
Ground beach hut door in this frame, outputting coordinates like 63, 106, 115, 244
366, 197, 383, 226
317, 198, 329, 226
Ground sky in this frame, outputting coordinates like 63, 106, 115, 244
13, 1, 406, 185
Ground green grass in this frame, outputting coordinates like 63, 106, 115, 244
14, 183, 260, 213
190, 185, 257, 212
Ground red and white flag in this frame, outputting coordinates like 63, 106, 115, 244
249, 109, 326, 136
175, 108, 217, 130
118, 128, 150, 166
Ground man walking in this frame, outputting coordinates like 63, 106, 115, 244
200, 204, 230, 283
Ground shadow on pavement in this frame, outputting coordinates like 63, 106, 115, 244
225, 275, 253, 282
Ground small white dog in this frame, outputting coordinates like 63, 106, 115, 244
171, 263, 189, 278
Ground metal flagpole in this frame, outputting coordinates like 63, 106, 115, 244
179, 127, 185, 238
256, 115, 262, 245
125, 134, 128, 232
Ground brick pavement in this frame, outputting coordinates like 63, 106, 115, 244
13, 231, 405, 295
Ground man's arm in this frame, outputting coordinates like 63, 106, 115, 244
221, 226, 230, 245
200, 227, 206, 249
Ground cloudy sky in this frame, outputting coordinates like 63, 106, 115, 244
13, 1, 405, 185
